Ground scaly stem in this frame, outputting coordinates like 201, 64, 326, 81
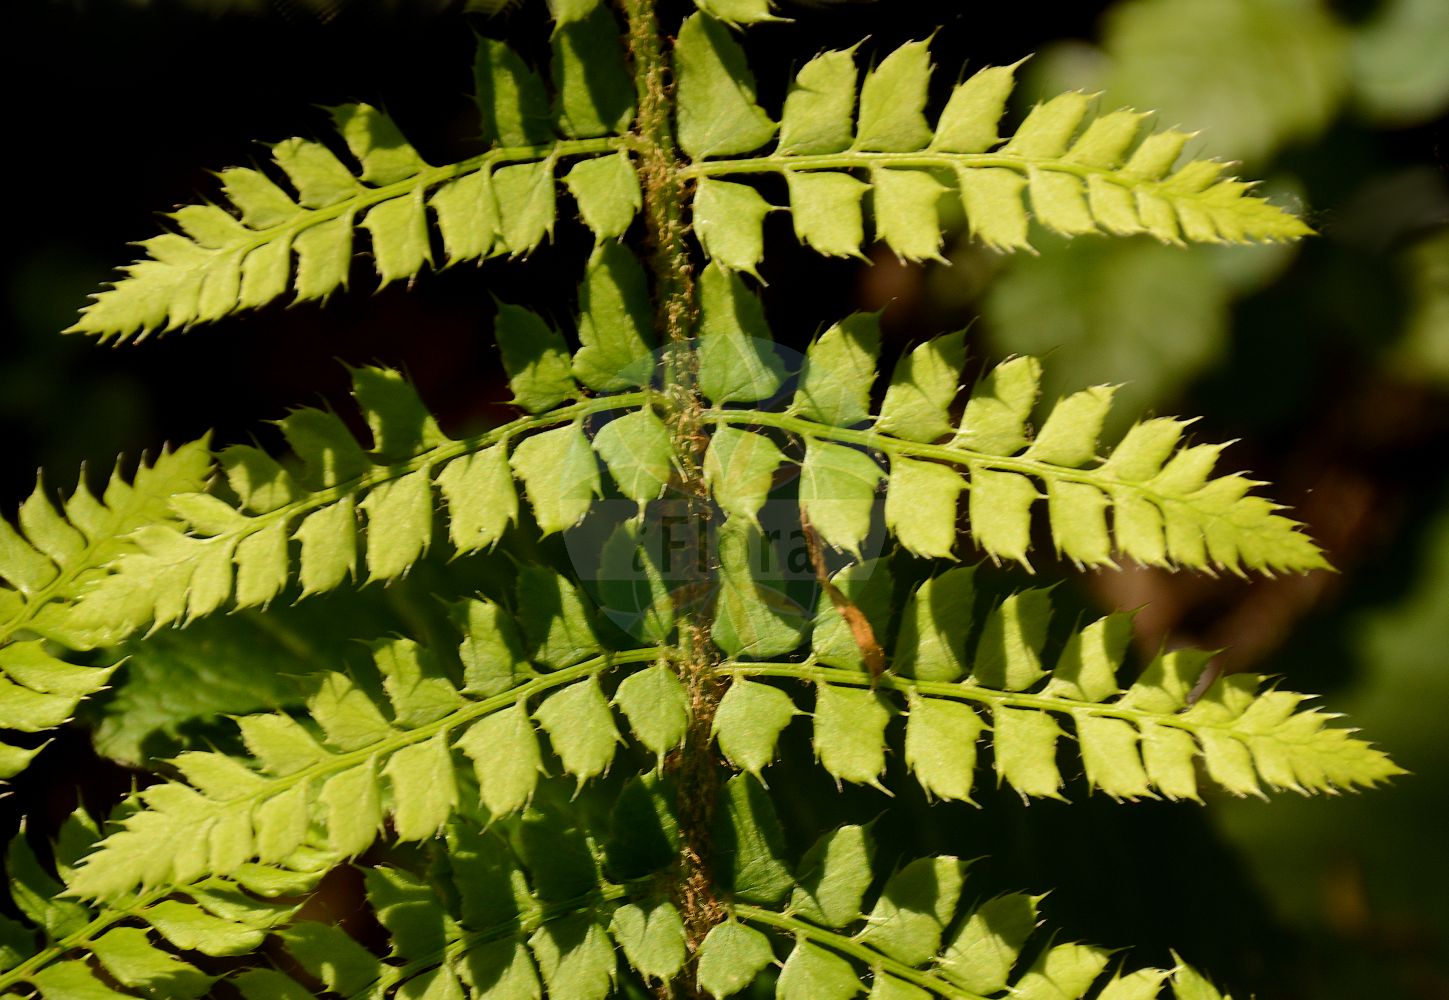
620, 0, 723, 990
622, 0, 694, 351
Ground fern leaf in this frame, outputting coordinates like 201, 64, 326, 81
707, 314, 1327, 575
89, 596, 428, 769
698, 0, 782, 24
674, 13, 778, 160
696, 263, 789, 403
247, 791, 691, 1000
550, 7, 638, 140
573, 242, 660, 391
0, 808, 333, 998
0, 442, 212, 779
67, 597, 667, 899
565, 151, 645, 243
71, 22, 640, 343
675, 28, 1312, 271
0, 441, 211, 650
712, 518, 812, 660
808, 558, 893, 673
699, 827, 1237, 1000
715, 583, 1403, 801
70, 360, 658, 638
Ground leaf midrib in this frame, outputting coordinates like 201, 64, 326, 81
0, 884, 171, 991
706, 408, 1271, 548
86, 647, 667, 899
720, 661, 1316, 744
735, 902, 992, 1000
160, 137, 624, 275
683, 148, 1222, 199
114, 392, 653, 598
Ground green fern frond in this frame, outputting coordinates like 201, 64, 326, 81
0, 441, 212, 650
71, 383, 658, 642
70, 11, 1313, 342
716, 829, 1237, 1000
0, 441, 211, 780
674, 15, 1312, 273
0, 807, 333, 998
70, 14, 639, 343
712, 565, 1403, 801
13, 3, 1404, 999
251, 796, 688, 1000
68, 593, 673, 899
668, 781, 1240, 999
698, 298, 1326, 576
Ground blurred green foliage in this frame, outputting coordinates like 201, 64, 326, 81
1352, 0, 1449, 126
1217, 503, 1449, 999
1395, 229, 1449, 383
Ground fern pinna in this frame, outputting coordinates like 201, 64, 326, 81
0, 1, 1398, 998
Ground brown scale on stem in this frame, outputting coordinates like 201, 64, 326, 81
619, 0, 724, 991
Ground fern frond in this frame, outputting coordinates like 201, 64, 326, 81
0, 807, 333, 998
712, 566, 1403, 801
71, 385, 658, 642
674, 16, 1312, 273
68, 593, 673, 899
70, 14, 640, 343
249, 795, 688, 1000
698, 298, 1326, 576
685, 786, 1238, 999
0, 441, 212, 650
716, 830, 1237, 1000
0, 441, 211, 779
